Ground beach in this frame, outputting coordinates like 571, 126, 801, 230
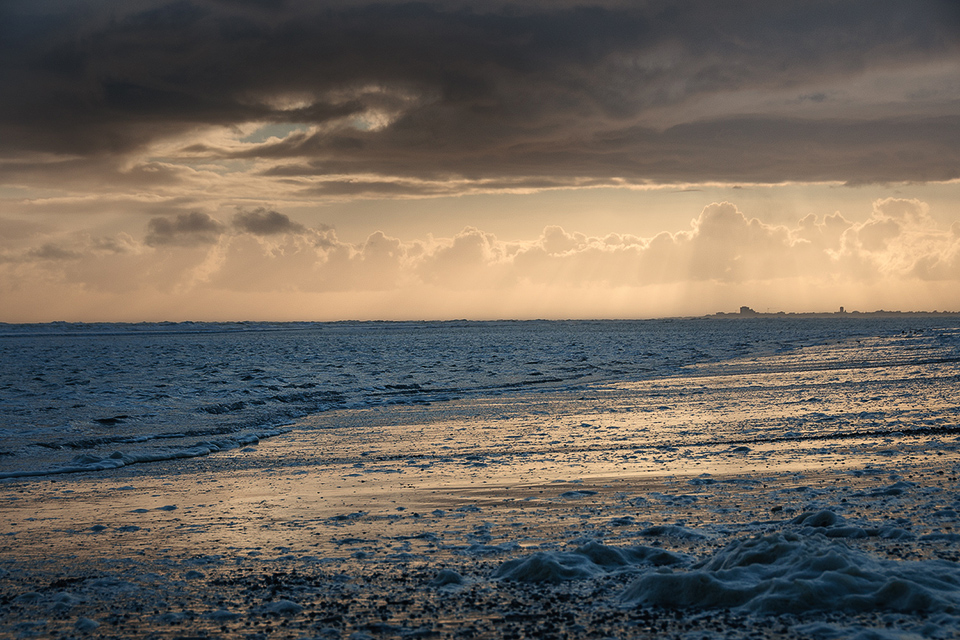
4, 2, 960, 636
2, 319, 960, 638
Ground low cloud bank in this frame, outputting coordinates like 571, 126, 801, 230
2, 199, 958, 321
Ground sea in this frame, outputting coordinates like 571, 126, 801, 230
2, 315, 959, 480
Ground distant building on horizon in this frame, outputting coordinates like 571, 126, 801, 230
739, 306, 757, 315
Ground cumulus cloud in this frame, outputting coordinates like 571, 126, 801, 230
856, 218, 900, 252
418, 227, 511, 287
145, 211, 226, 246
845, 198, 960, 280
795, 212, 850, 252
203, 226, 415, 293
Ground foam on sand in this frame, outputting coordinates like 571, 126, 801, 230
622, 532, 960, 615
494, 540, 688, 583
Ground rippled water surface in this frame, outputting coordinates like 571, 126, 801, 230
1, 317, 958, 477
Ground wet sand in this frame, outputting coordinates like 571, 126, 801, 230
2, 395, 960, 639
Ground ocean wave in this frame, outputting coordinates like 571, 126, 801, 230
0, 428, 291, 479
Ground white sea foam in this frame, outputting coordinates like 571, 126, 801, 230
494, 541, 688, 583
622, 532, 960, 614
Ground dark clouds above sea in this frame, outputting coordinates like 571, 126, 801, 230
1, 0, 959, 190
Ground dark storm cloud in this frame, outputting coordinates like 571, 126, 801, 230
145, 211, 225, 246
233, 207, 305, 235
26, 244, 84, 261
255, 114, 960, 188
1, 0, 958, 185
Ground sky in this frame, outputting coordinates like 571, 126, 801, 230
1, 0, 959, 322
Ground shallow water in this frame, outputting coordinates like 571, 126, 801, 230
2, 317, 958, 478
